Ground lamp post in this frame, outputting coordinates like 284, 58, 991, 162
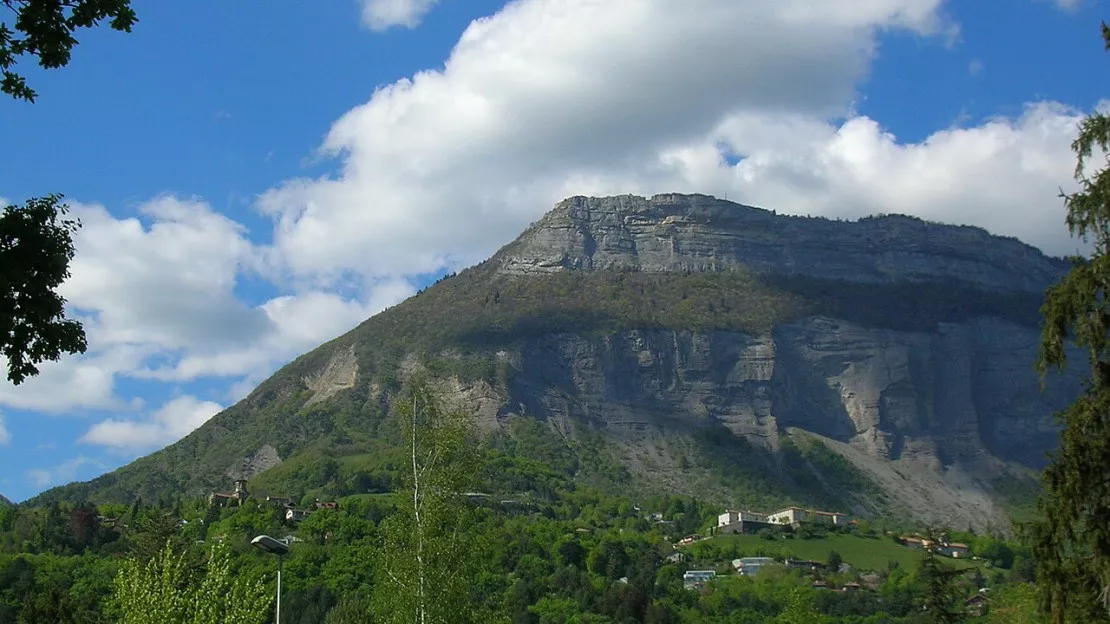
251, 535, 290, 624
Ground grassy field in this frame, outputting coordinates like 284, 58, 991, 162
681, 534, 984, 573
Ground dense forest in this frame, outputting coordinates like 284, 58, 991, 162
0, 477, 1043, 622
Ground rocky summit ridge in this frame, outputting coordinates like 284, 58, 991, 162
32, 193, 1081, 532
499, 193, 1067, 292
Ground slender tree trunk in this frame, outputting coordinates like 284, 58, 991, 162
411, 394, 426, 624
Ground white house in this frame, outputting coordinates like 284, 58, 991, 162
718, 509, 769, 526
717, 509, 771, 534
766, 506, 849, 527
767, 507, 810, 525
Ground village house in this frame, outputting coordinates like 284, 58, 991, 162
716, 509, 774, 534
935, 542, 970, 558
766, 506, 810, 525
900, 536, 968, 558
732, 557, 775, 576
665, 551, 688, 564
901, 536, 935, 550
965, 594, 989, 617
285, 508, 311, 523
314, 500, 339, 510
786, 558, 824, 572
766, 506, 850, 527
209, 479, 249, 507
813, 510, 851, 526
683, 570, 716, 591
265, 496, 295, 507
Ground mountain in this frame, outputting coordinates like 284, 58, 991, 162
0, 495, 10, 507
34, 194, 1082, 530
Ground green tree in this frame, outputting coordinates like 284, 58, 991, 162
1, 0, 137, 384
775, 587, 825, 624
916, 546, 966, 624
826, 549, 844, 573
0, 195, 87, 384
1033, 21, 1110, 624
1, 0, 136, 102
110, 541, 271, 624
370, 376, 491, 624
323, 592, 373, 624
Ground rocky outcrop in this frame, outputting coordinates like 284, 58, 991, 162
499, 194, 1068, 293
227, 444, 283, 481
304, 345, 359, 406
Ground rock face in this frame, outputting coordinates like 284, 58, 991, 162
500, 194, 1067, 292
488, 194, 1079, 529
506, 317, 1072, 468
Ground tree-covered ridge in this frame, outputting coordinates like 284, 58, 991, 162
348, 266, 1045, 375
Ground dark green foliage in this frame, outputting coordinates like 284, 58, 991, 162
3, 1, 137, 384
916, 545, 967, 623
1032, 21, 1110, 624
0, 0, 137, 102
0, 195, 87, 384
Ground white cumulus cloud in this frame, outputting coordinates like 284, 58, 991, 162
0, 195, 412, 413
81, 395, 224, 450
361, 0, 442, 31
264, 0, 1095, 296
0, 416, 9, 445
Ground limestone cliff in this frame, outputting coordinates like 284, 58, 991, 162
499, 193, 1067, 292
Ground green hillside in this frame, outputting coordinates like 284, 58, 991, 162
683, 533, 985, 573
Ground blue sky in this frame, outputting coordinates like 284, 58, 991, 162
0, 0, 1105, 502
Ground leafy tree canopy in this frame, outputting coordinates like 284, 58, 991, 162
1, 0, 136, 102
0, 195, 86, 384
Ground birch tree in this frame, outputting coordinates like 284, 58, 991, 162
371, 375, 487, 624
111, 541, 271, 624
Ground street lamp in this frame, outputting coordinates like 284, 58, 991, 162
251, 535, 290, 624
